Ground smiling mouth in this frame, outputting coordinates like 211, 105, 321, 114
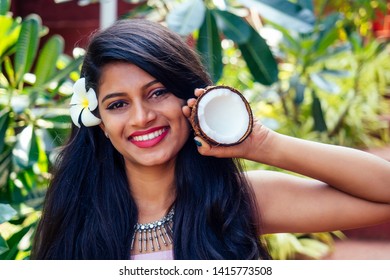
130, 127, 168, 142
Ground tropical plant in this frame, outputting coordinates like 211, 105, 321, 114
314, 0, 388, 38
247, 1, 390, 148
9, 0, 386, 260
89, 0, 280, 86
54, 0, 390, 260
261, 231, 346, 260
0, 0, 83, 259
0, 203, 16, 255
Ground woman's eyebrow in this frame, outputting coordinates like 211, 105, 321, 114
101, 92, 127, 103
142, 79, 159, 90
101, 80, 160, 103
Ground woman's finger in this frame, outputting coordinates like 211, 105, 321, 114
194, 136, 237, 158
187, 98, 197, 108
182, 105, 192, 118
194, 88, 205, 97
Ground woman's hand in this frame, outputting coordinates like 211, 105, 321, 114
182, 88, 271, 160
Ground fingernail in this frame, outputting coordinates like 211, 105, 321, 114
194, 139, 202, 147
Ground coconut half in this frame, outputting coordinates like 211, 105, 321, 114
190, 85, 253, 146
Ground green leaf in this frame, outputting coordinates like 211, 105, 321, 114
238, 28, 278, 85
313, 28, 339, 57
311, 91, 327, 132
297, 238, 330, 259
0, 0, 10, 15
297, 0, 313, 12
0, 147, 12, 189
0, 235, 8, 255
310, 73, 340, 94
23, 188, 47, 210
14, 15, 40, 84
0, 224, 32, 260
348, 32, 363, 52
166, 0, 206, 36
310, 45, 351, 66
265, 20, 300, 54
290, 75, 305, 105
16, 169, 34, 191
0, 107, 10, 152
120, 2, 153, 19
263, 233, 304, 260
27, 127, 39, 167
319, 12, 342, 31
3, 56, 15, 87
0, 72, 8, 87
294, 83, 305, 105
12, 125, 40, 168
197, 10, 222, 83
311, 13, 342, 55
42, 56, 83, 87
316, 43, 351, 62
358, 39, 383, 60
0, 15, 20, 60
34, 35, 64, 87
0, 203, 17, 224
212, 10, 251, 44
238, 0, 315, 33
34, 130, 49, 173
320, 69, 351, 78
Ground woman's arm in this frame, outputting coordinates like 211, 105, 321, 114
184, 88, 390, 203
247, 169, 390, 234
189, 118, 390, 234
248, 127, 390, 203
193, 119, 390, 202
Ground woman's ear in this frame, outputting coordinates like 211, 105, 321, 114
99, 123, 109, 138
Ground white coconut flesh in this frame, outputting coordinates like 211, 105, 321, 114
197, 88, 250, 144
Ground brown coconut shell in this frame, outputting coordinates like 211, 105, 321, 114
190, 85, 253, 146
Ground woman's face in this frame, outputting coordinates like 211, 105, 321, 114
98, 62, 190, 168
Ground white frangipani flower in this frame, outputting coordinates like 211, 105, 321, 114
69, 78, 101, 127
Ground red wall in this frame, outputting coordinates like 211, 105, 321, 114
10, 0, 136, 54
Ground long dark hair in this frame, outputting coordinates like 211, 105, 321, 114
32, 19, 270, 259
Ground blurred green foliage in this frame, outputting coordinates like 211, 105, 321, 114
0, 0, 83, 259
1, 0, 389, 260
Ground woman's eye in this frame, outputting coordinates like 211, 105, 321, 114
107, 101, 127, 110
151, 88, 169, 97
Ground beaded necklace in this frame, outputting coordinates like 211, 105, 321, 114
130, 207, 174, 253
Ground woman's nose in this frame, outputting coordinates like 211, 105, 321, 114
130, 102, 157, 127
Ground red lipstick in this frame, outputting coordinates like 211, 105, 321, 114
129, 126, 169, 148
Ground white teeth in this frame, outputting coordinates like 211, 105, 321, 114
132, 128, 166, 142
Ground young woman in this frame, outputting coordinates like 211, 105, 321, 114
31, 19, 390, 260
